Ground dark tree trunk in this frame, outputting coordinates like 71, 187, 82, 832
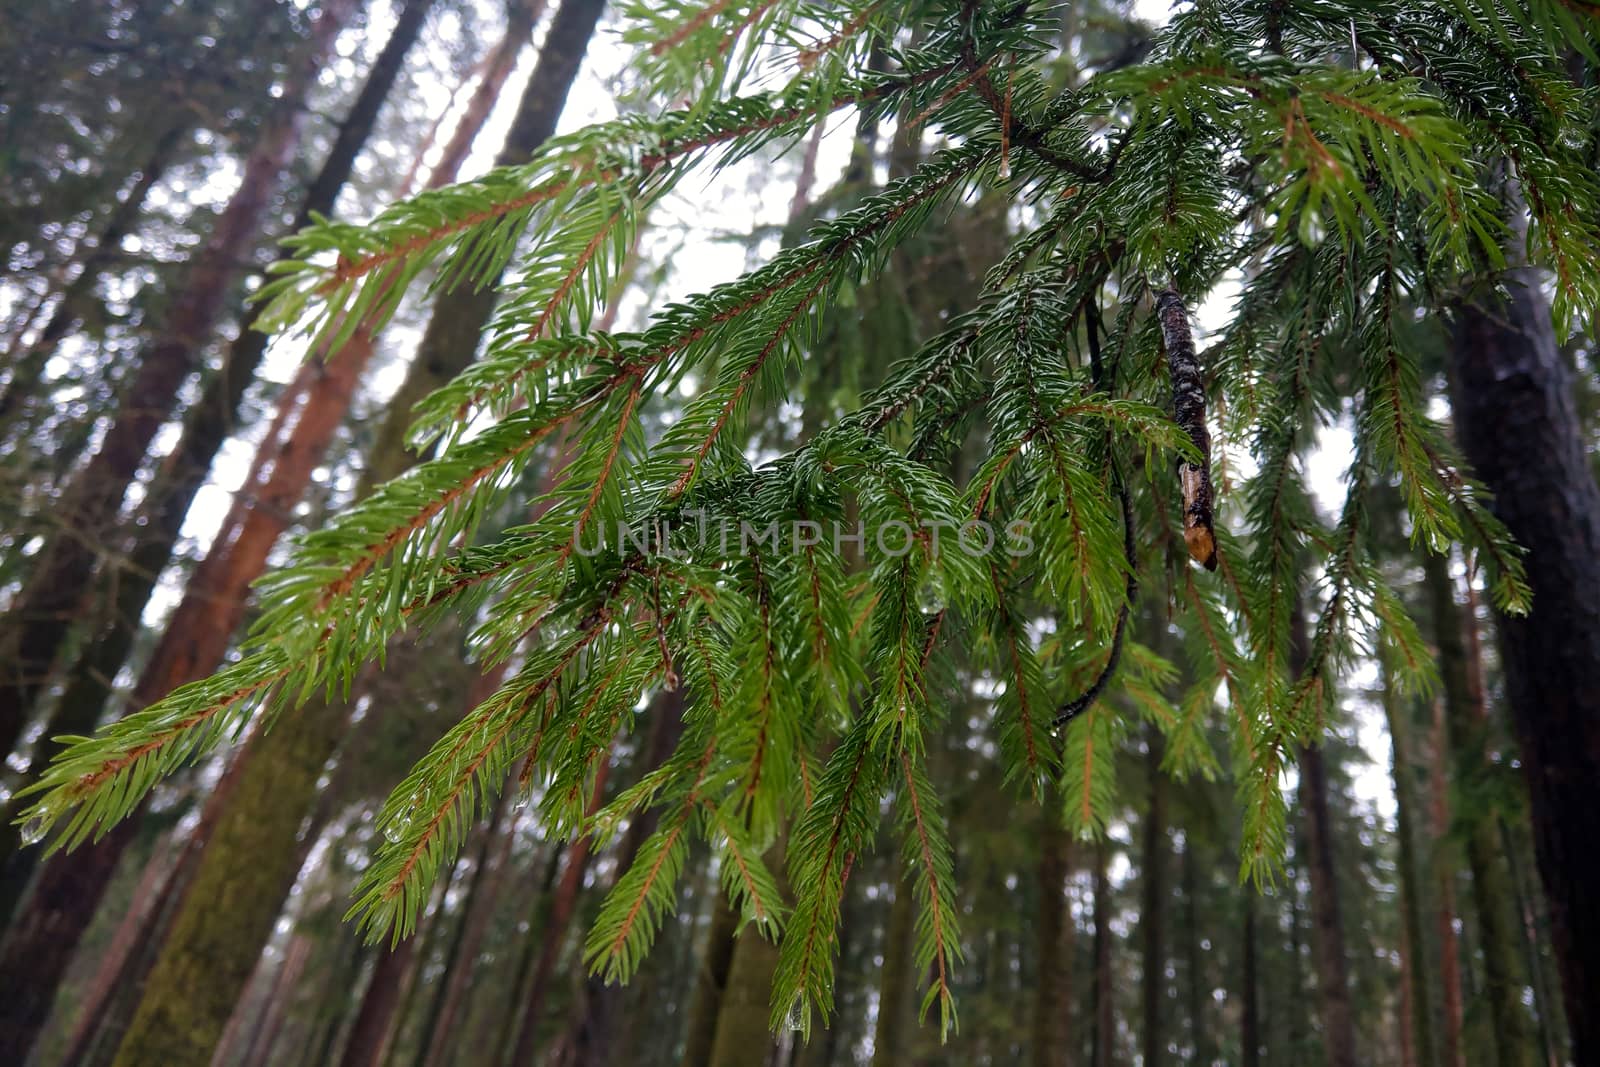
1292, 594, 1357, 1067
414, 767, 516, 1067
682, 892, 742, 1067
1241, 889, 1260, 1067
509, 752, 614, 1065
563, 689, 687, 1067
1448, 267, 1600, 1064
1032, 812, 1073, 1067
1382, 664, 1437, 1067
339, 939, 423, 1067
1430, 698, 1466, 1067
0, 0, 356, 752
1424, 551, 1539, 1067
1297, 742, 1358, 1067
1182, 841, 1213, 1066
872, 870, 917, 1067
1141, 730, 1167, 1067
1091, 837, 1113, 1067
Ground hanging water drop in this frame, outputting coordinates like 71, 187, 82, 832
783, 999, 806, 1034
383, 819, 407, 844
20, 814, 48, 846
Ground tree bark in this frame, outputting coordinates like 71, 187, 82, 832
0, 0, 441, 906
1240, 888, 1260, 1067
414, 763, 517, 1067
508, 752, 614, 1066
706, 923, 782, 1067
682, 892, 743, 1067
1447, 266, 1600, 1064
1141, 730, 1167, 1067
1091, 837, 1113, 1067
1032, 813, 1073, 1067
562, 688, 687, 1067
1182, 840, 1213, 1066
339, 939, 423, 1067
1425, 550, 1538, 1067
0, 0, 356, 752
1430, 699, 1466, 1067
1297, 741, 1358, 1067
1382, 662, 1437, 1067
872, 870, 917, 1067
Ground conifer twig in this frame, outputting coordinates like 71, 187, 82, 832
1156, 288, 1219, 571
1054, 303, 1136, 730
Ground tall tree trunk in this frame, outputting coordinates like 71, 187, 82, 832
1241, 889, 1260, 1067
1430, 699, 1466, 1067
1182, 840, 1213, 1066
562, 688, 687, 1067
1091, 837, 1113, 1067
508, 751, 614, 1066
1292, 593, 1357, 1067
1032, 812, 1073, 1067
1424, 551, 1538, 1067
0, 0, 441, 915
65, 10, 603, 1065
414, 760, 517, 1067
1297, 742, 1358, 1067
682, 892, 743, 1067
339, 939, 423, 1067
238, 934, 313, 1067
1447, 266, 1600, 1064
872, 870, 917, 1067
1383, 661, 1438, 1067
0, 0, 356, 752
490, 840, 568, 1065
1141, 730, 1167, 1067
706, 924, 782, 1067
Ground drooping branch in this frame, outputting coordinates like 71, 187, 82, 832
1156, 288, 1219, 571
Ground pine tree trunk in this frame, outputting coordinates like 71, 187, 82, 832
1424, 551, 1538, 1067
1091, 837, 1113, 1067
0, 0, 440, 908
562, 688, 687, 1067
490, 840, 568, 1065
0, 0, 355, 752
873, 870, 917, 1067
1240, 889, 1260, 1067
1430, 698, 1466, 1067
238, 934, 313, 1067
1292, 594, 1357, 1067
1447, 267, 1600, 1064
414, 761, 516, 1067
1383, 663, 1437, 1067
682, 892, 742, 1067
1032, 812, 1073, 1067
81, 9, 604, 1063
508, 752, 614, 1065
1141, 729, 1167, 1067
706, 926, 782, 1067
339, 940, 423, 1067
1297, 741, 1358, 1067
1182, 841, 1213, 1066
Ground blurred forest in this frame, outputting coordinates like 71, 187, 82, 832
0, 1, 1595, 1066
